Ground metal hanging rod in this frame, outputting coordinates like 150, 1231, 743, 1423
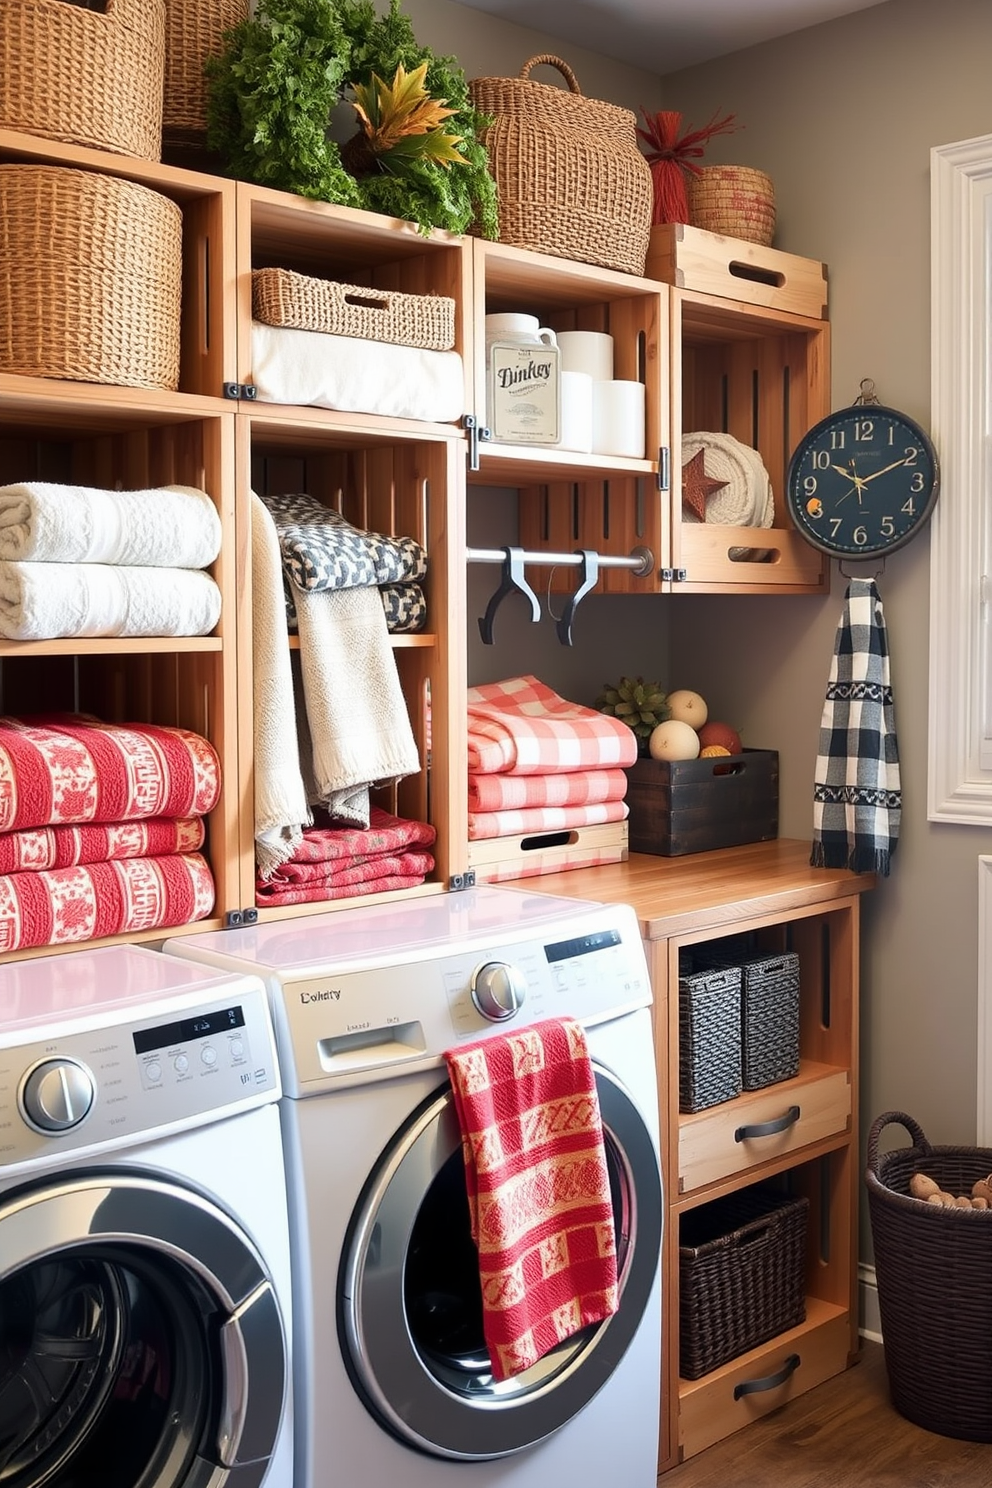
468, 544, 656, 646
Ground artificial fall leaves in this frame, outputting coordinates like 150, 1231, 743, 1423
351, 61, 466, 171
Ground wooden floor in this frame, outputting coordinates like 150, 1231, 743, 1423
661, 1342, 992, 1486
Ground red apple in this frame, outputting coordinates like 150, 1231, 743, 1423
697, 720, 743, 755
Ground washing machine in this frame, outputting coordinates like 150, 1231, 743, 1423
0, 942, 294, 1488
167, 885, 663, 1488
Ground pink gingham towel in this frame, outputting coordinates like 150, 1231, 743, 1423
467, 677, 638, 776
468, 798, 629, 842
468, 767, 628, 814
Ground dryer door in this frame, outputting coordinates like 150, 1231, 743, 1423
339, 1065, 663, 1460
0, 1173, 288, 1488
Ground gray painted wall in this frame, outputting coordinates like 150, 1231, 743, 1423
401, 0, 992, 1255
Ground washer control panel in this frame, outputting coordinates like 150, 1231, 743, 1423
0, 977, 277, 1164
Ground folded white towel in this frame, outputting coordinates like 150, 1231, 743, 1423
0, 483, 222, 567
250, 321, 465, 424
250, 494, 309, 877
0, 562, 221, 640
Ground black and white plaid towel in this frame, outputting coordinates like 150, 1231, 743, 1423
260, 491, 427, 592
810, 577, 900, 876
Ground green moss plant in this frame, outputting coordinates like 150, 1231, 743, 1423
206, 0, 499, 238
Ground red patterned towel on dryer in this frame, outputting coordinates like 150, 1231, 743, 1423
444, 1017, 618, 1381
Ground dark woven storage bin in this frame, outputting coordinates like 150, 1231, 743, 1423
679, 965, 742, 1113
739, 952, 800, 1090
680, 1186, 809, 1380
866, 1111, 992, 1441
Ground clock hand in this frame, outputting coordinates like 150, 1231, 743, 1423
831, 462, 866, 489
859, 457, 911, 485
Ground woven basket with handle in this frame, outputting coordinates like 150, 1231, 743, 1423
0, 0, 165, 162
0, 165, 183, 391
163, 0, 248, 147
469, 55, 653, 277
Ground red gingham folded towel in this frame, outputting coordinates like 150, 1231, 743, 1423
0, 714, 220, 831
467, 798, 628, 841
445, 1017, 618, 1381
0, 816, 204, 873
467, 767, 628, 814
467, 676, 637, 776
0, 853, 215, 953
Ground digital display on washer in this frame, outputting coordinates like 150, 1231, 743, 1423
132, 1006, 246, 1055
544, 928, 622, 962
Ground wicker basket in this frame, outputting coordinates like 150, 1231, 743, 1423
680, 1186, 809, 1379
866, 1111, 992, 1441
163, 0, 248, 147
469, 55, 653, 277
689, 165, 776, 248
0, 166, 183, 390
252, 268, 456, 352
0, 0, 165, 162
678, 965, 742, 1113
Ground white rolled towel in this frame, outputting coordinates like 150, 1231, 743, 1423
0, 483, 222, 567
0, 562, 222, 641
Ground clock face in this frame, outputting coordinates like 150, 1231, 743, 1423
786, 405, 939, 558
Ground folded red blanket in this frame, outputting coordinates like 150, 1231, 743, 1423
468, 767, 628, 814
257, 849, 435, 894
467, 676, 637, 776
0, 853, 215, 953
468, 799, 628, 842
445, 1017, 618, 1382
0, 715, 221, 832
259, 806, 435, 870
0, 816, 204, 874
256, 868, 432, 907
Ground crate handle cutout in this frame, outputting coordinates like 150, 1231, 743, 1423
520, 830, 577, 851
729, 260, 786, 290
344, 291, 392, 312
734, 1354, 800, 1400
734, 1105, 800, 1142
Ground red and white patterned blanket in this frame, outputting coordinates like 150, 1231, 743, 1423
445, 1017, 618, 1381
467, 677, 637, 776
0, 715, 221, 832
0, 853, 215, 953
0, 816, 204, 874
467, 798, 628, 841
467, 767, 628, 814
254, 806, 435, 906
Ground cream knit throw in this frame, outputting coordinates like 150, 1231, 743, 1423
0, 483, 222, 568
250, 494, 309, 878
293, 581, 420, 828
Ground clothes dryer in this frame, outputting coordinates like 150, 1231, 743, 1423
167, 886, 663, 1488
0, 943, 293, 1488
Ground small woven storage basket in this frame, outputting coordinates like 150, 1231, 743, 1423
252, 269, 456, 351
679, 965, 742, 1113
163, 0, 248, 147
0, 166, 183, 390
469, 55, 653, 277
680, 1187, 809, 1379
866, 1111, 992, 1441
0, 0, 165, 162
689, 165, 776, 247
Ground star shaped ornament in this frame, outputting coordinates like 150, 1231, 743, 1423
682, 448, 729, 522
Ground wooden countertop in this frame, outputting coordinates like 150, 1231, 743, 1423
521, 839, 875, 939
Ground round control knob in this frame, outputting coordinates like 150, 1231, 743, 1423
21, 1059, 95, 1133
201, 1045, 218, 1067
174, 1054, 190, 1076
470, 961, 527, 1023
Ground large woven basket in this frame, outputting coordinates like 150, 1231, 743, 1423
469, 55, 653, 276
0, 166, 183, 390
680, 1186, 808, 1379
252, 268, 456, 351
866, 1110, 992, 1441
0, 0, 165, 162
163, 0, 248, 147
689, 165, 776, 247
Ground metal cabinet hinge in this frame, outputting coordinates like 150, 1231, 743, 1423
660, 567, 688, 583
657, 445, 671, 491
224, 907, 260, 928
462, 414, 490, 473
222, 382, 258, 401
449, 870, 477, 892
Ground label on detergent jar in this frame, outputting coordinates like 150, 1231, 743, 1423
488, 342, 561, 444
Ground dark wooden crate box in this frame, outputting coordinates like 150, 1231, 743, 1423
624, 749, 778, 857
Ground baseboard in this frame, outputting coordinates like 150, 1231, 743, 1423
859, 1262, 882, 1344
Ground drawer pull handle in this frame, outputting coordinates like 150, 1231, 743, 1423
734, 1105, 801, 1142
734, 1353, 801, 1400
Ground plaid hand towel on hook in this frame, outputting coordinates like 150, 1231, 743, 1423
811, 577, 901, 876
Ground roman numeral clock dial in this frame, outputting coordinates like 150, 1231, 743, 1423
785, 403, 939, 559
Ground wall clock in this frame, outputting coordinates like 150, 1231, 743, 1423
785, 393, 939, 559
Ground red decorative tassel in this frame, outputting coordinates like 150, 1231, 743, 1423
637, 109, 739, 226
